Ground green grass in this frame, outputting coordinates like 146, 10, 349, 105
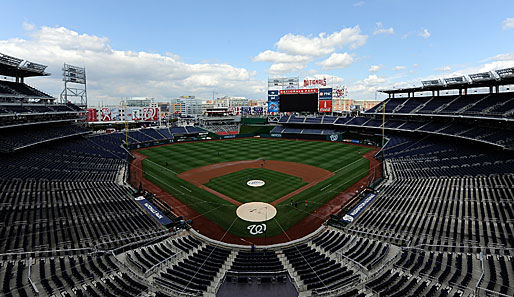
139, 138, 372, 238
205, 168, 307, 204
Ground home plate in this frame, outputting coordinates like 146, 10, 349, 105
236, 202, 277, 222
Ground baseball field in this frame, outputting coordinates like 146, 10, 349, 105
137, 138, 372, 239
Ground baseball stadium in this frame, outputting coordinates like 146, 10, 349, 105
1, 51, 514, 297
1, 6, 514, 296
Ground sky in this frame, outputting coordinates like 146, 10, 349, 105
1, 0, 514, 105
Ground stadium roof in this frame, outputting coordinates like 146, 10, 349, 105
379, 68, 514, 95
0, 52, 50, 78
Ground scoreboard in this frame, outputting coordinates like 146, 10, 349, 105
277, 88, 332, 113
279, 89, 319, 112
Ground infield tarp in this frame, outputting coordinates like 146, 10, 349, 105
135, 196, 173, 225
341, 193, 376, 223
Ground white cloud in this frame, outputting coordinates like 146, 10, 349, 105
373, 22, 394, 35
489, 52, 514, 61
419, 28, 431, 39
412, 64, 419, 68
393, 66, 406, 71
0, 25, 265, 104
22, 21, 35, 31
346, 74, 387, 99
253, 50, 311, 63
368, 64, 384, 72
503, 18, 514, 30
437, 66, 452, 71
268, 63, 306, 74
275, 26, 367, 56
363, 74, 386, 85
317, 53, 354, 70
353, 1, 365, 7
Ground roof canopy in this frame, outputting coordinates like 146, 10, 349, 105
0, 53, 50, 78
379, 68, 514, 95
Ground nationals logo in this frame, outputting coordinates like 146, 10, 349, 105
143, 108, 158, 121
247, 224, 267, 235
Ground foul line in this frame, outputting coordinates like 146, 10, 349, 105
333, 157, 365, 174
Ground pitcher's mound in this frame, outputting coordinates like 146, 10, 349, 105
236, 202, 277, 222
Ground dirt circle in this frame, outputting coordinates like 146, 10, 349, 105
236, 202, 277, 222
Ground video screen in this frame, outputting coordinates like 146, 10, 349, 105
279, 93, 318, 112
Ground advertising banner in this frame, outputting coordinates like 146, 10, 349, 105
126, 108, 141, 121
143, 107, 159, 121
229, 106, 240, 115
268, 90, 279, 101
101, 107, 111, 121
319, 88, 333, 100
341, 194, 377, 223
110, 108, 120, 121
87, 108, 97, 122
253, 107, 263, 114
268, 101, 279, 113
318, 100, 332, 112
241, 107, 251, 114
134, 196, 173, 225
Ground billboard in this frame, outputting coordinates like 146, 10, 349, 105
268, 101, 279, 113
319, 88, 332, 100
341, 194, 376, 223
101, 107, 111, 121
241, 107, 251, 114
87, 108, 97, 122
268, 90, 279, 101
110, 108, 120, 121
253, 106, 263, 114
319, 100, 332, 112
134, 196, 173, 225
143, 107, 159, 121
129, 108, 141, 121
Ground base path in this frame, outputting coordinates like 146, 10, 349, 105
130, 143, 380, 245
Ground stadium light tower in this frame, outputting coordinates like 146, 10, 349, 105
60, 63, 87, 108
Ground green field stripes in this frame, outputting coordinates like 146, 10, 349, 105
140, 138, 372, 238
205, 168, 307, 204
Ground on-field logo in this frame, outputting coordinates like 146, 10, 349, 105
247, 180, 265, 187
247, 224, 267, 235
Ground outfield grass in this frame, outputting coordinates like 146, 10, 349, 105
205, 168, 307, 204
139, 138, 372, 238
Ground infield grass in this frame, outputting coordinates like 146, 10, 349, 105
205, 168, 307, 204
139, 138, 372, 238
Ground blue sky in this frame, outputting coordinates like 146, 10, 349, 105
1, 0, 513, 104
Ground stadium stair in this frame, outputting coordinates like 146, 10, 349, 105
206, 249, 237, 295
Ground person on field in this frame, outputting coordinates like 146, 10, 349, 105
305, 200, 308, 208
290, 199, 293, 206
